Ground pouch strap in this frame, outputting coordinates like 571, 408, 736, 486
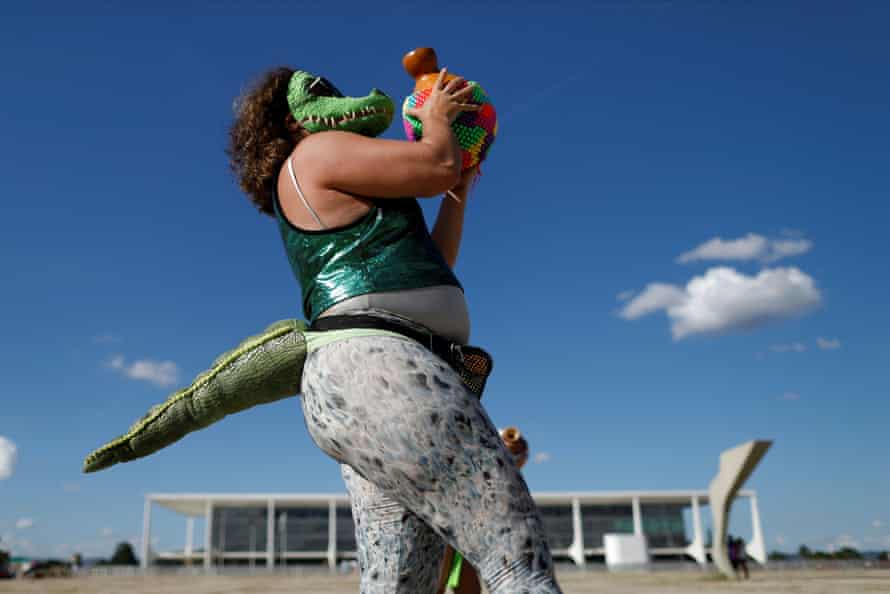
309, 312, 493, 397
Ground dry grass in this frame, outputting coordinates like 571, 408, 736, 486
2, 569, 889, 594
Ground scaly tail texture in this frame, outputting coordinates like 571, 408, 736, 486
83, 319, 307, 473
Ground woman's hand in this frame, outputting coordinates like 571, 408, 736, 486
446, 165, 479, 203
405, 68, 481, 125
302, 69, 476, 201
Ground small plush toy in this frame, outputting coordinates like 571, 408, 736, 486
402, 47, 497, 171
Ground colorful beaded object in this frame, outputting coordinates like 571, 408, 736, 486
402, 82, 498, 170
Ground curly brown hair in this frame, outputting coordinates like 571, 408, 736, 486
227, 67, 297, 216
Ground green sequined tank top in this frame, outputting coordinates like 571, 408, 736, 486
273, 192, 462, 322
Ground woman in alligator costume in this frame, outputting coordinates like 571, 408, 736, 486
85, 66, 562, 594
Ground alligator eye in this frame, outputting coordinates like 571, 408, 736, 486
307, 76, 344, 98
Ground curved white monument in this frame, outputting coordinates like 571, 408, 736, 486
708, 440, 772, 578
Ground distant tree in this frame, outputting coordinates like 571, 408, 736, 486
109, 542, 139, 566
768, 551, 789, 561
878, 551, 889, 561
798, 545, 812, 559
834, 547, 863, 560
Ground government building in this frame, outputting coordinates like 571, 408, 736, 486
140, 488, 766, 569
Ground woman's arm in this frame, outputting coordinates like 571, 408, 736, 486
431, 166, 478, 268
297, 69, 480, 199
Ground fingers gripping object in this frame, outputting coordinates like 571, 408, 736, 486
402, 47, 498, 170
500, 426, 529, 469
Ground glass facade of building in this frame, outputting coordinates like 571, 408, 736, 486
211, 507, 268, 553
274, 507, 328, 552
639, 503, 688, 548
210, 501, 687, 557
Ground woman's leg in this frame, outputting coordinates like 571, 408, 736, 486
341, 464, 445, 594
301, 336, 562, 594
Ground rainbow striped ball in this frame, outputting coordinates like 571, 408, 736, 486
402, 82, 497, 170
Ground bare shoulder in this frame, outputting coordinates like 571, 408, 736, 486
279, 134, 374, 229
291, 131, 379, 185
293, 130, 374, 163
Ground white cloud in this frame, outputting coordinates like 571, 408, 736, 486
770, 342, 807, 353
826, 534, 861, 552
92, 334, 120, 344
872, 520, 883, 529
768, 239, 813, 262
0, 436, 17, 480
775, 534, 786, 546
678, 233, 767, 263
101, 527, 114, 538
532, 452, 552, 464
677, 233, 813, 264
817, 337, 841, 350
616, 290, 636, 302
15, 518, 34, 530
618, 283, 687, 320
108, 355, 179, 388
779, 392, 801, 401
619, 267, 822, 340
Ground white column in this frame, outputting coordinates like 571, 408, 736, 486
327, 499, 338, 569
632, 496, 643, 536
204, 500, 213, 570
278, 511, 288, 567
747, 492, 767, 565
140, 496, 152, 570
249, 525, 256, 570
267, 499, 275, 569
684, 495, 706, 566
567, 497, 586, 567
185, 517, 195, 564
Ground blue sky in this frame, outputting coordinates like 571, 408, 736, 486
2, 3, 888, 559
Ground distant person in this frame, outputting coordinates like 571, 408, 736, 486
727, 533, 738, 576
735, 537, 749, 579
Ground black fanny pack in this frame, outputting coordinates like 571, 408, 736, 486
309, 311, 494, 398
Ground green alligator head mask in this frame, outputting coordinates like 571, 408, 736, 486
287, 70, 395, 137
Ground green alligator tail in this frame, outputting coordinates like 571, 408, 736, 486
83, 319, 307, 473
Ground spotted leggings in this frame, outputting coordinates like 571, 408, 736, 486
300, 335, 562, 594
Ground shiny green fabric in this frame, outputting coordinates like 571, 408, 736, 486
274, 196, 461, 321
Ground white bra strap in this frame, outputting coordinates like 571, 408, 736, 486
287, 157, 326, 229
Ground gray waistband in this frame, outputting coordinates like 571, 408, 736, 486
319, 285, 470, 344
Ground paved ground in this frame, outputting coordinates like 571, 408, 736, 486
2, 569, 889, 594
